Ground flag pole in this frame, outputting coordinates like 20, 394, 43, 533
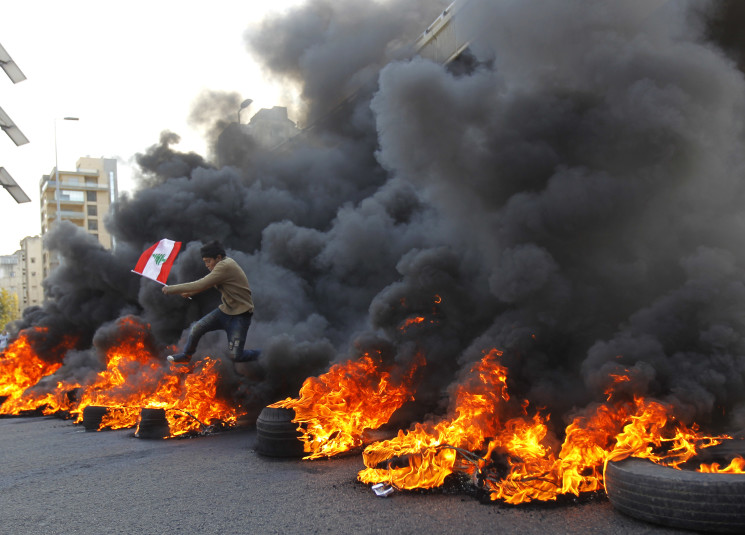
131, 270, 192, 299
131, 270, 166, 285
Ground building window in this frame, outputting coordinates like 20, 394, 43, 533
59, 190, 85, 202
87, 205, 98, 216
88, 219, 98, 231
87, 190, 97, 202
30, 257, 35, 263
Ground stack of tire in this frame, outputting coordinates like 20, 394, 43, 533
255, 406, 304, 458
135, 408, 170, 439
81, 405, 109, 431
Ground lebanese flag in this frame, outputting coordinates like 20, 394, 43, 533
132, 239, 182, 284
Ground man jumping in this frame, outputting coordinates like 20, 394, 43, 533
162, 240, 258, 364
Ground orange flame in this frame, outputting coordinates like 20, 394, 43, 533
0, 328, 77, 414
359, 348, 511, 489
71, 317, 240, 436
700, 457, 745, 473
399, 295, 442, 332
270, 351, 425, 459
605, 372, 631, 401
357, 349, 734, 504
400, 317, 425, 330
0, 317, 241, 437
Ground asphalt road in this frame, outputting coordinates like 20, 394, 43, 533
0, 415, 692, 535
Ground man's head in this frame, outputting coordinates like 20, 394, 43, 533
201, 241, 226, 271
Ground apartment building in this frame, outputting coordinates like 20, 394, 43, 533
17, 235, 43, 310
39, 157, 117, 276
0, 235, 43, 318
245, 106, 298, 149
0, 255, 21, 317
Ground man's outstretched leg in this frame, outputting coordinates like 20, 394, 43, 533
167, 309, 223, 363
226, 311, 259, 363
235, 348, 261, 362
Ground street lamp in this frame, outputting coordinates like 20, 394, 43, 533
0, 105, 29, 146
51, 116, 79, 271
54, 117, 79, 222
238, 99, 252, 123
0, 41, 27, 83
0, 167, 31, 203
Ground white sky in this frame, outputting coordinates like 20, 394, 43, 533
0, 0, 302, 254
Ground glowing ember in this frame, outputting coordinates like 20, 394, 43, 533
400, 316, 426, 329
605, 372, 631, 401
399, 295, 442, 332
270, 351, 425, 459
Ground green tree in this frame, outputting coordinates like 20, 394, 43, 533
0, 288, 19, 331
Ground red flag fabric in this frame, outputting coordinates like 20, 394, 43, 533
132, 239, 182, 284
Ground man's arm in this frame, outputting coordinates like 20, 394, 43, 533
162, 263, 229, 297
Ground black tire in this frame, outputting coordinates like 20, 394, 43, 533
256, 406, 304, 458
606, 457, 745, 533
82, 405, 109, 432
135, 408, 170, 439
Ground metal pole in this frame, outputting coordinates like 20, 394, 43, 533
53, 116, 79, 223
52, 117, 79, 269
54, 120, 60, 222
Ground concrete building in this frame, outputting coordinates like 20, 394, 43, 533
17, 235, 43, 311
0, 254, 21, 319
245, 106, 298, 150
0, 236, 44, 318
39, 156, 118, 276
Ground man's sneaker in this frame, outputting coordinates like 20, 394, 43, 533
234, 349, 261, 363
167, 353, 191, 364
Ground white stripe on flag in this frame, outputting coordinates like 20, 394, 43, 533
141, 239, 178, 281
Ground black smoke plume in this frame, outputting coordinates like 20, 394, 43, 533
10, 0, 745, 435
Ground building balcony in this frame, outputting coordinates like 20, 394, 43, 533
44, 210, 85, 221
60, 210, 85, 220
40, 180, 110, 195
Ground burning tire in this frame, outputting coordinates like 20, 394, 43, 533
255, 406, 304, 458
82, 405, 109, 431
135, 408, 170, 439
606, 457, 745, 533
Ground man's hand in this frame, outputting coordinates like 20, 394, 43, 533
162, 285, 193, 298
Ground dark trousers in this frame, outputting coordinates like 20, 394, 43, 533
179, 308, 256, 361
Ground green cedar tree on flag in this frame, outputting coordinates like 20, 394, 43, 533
132, 239, 182, 284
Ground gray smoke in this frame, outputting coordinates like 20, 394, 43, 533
11, 0, 745, 435
366, 0, 745, 429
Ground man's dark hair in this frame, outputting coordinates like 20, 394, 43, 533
200, 240, 226, 259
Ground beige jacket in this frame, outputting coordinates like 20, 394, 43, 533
164, 257, 254, 315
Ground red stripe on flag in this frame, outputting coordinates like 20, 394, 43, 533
133, 242, 159, 274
